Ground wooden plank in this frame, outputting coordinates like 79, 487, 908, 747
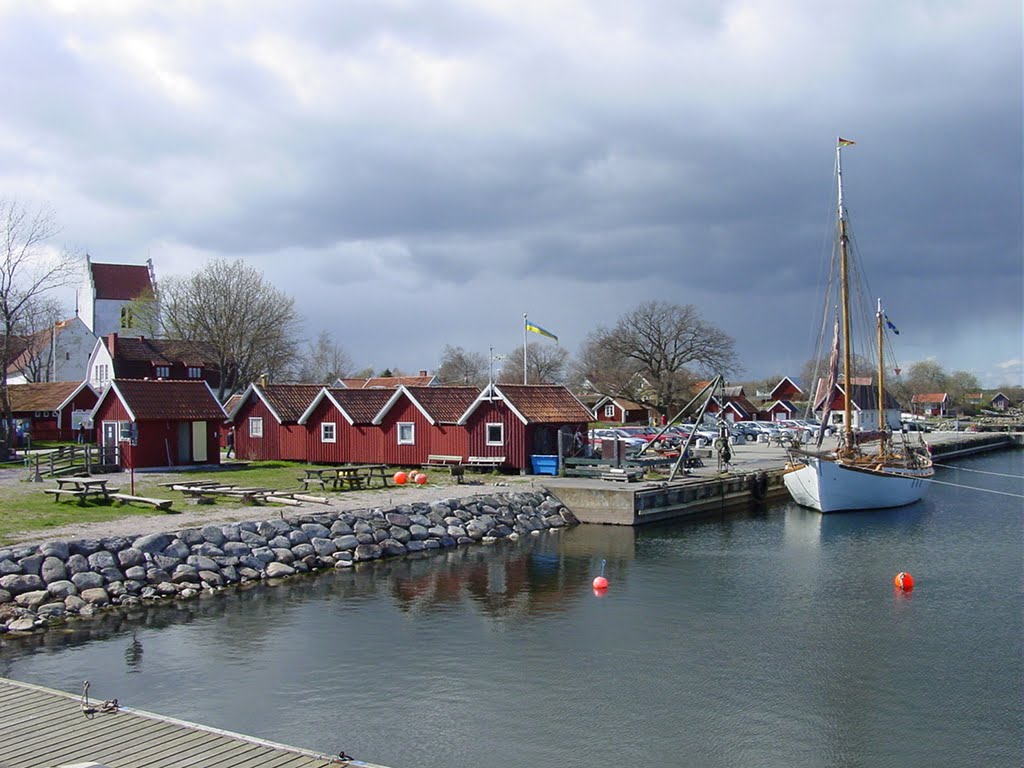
0, 678, 374, 768
110, 493, 174, 510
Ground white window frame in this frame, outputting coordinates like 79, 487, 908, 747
603, 404, 615, 418
155, 365, 170, 378
94, 363, 109, 385
321, 422, 336, 443
187, 366, 202, 379
486, 422, 505, 446
397, 422, 415, 445
248, 416, 264, 438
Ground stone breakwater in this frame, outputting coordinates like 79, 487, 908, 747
0, 490, 575, 635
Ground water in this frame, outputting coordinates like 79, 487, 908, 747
3, 451, 1022, 767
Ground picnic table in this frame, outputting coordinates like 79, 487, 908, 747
326, 464, 390, 491
44, 477, 119, 505
299, 468, 333, 491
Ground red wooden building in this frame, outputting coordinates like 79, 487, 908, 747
458, 384, 593, 471
768, 377, 803, 402
591, 395, 650, 425
299, 388, 393, 464
228, 383, 322, 461
90, 380, 226, 468
7, 381, 98, 442
373, 386, 479, 465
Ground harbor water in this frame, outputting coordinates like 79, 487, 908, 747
3, 450, 1022, 767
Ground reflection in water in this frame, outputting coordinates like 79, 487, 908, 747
124, 631, 143, 673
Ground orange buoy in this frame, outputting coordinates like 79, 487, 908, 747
592, 575, 609, 590
414, 473, 427, 485
393, 471, 408, 485
894, 571, 914, 591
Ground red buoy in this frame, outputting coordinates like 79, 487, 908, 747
393, 471, 408, 485
592, 576, 609, 590
894, 571, 914, 591
414, 473, 427, 485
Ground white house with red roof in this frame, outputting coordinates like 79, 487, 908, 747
5, 316, 96, 384
79, 256, 157, 339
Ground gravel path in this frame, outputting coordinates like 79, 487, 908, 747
1, 466, 544, 548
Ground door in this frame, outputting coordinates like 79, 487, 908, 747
177, 422, 191, 464
101, 421, 120, 465
192, 421, 208, 462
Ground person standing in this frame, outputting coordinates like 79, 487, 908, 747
76, 422, 86, 444
226, 427, 235, 459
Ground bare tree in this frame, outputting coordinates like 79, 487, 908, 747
0, 200, 81, 453
293, 330, 353, 384
159, 259, 300, 399
497, 342, 569, 385
436, 345, 488, 386
11, 296, 64, 382
582, 300, 738, 416
906, 359, 949, 396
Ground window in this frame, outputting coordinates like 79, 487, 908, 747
94, 364, 109, 384
486, 422, 504, 446
603, 404, 615, 418
397, 422, 415, 445
155, 365, 170, 378
321, 422, 336, 443
120, 306, 133, 329
187, 367, 202, 379
248, 417, 264, 438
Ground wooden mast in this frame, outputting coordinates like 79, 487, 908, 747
877, 299, 886, 440
837, 141, 854, 452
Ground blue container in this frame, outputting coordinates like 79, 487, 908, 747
530, 455, 559, 475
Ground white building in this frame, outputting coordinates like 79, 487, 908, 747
5, 316, 97, 384
79, 256, 158, 338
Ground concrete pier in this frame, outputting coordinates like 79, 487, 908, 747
543, 431, 1019, 525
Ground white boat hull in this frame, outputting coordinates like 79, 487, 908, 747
783, 455, 931, 513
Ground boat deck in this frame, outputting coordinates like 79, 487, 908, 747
0, 677, 385, 768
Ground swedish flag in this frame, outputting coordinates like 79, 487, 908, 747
525, 318, 558, 342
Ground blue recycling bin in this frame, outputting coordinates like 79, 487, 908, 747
530, 454, 559, 475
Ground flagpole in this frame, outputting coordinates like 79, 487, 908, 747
523, 313, 528, 384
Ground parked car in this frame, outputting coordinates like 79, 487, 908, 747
678, 423, 718, 442
588, 428, 647, 455
901, 421, 932, 433
729, 422, 762, 441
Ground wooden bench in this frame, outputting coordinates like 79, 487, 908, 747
466, 456, 505, 471
43, 486, 121, 504
110, 493, 174, 511
600, 468, 644, 483
423, 455, 463, 467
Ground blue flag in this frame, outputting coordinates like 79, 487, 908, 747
885, 314, 900, 335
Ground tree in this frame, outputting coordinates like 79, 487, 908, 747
497, 342, 569, 385
159, 259, 300, 399
293, 330, 353, 384
946, 369, 981, 407
436, 345, 488, 386
0, 200, 81, 454
580, 301, 738, 416
10, 296, 64, 383
906, 359, 949, 396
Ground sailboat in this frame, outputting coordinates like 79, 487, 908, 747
783, 139, 934, 513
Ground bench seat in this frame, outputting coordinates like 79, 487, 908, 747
466, 456, 505, 471
423, 455, 463, 467
110, 493, 174, 510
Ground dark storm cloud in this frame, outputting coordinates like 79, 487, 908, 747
0, 0, 1020, 386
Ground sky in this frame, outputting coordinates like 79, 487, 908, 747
1, 0, 1021, 388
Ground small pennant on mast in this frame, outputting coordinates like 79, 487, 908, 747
838, 137, 856, 147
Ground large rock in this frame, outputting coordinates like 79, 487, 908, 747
38, 541, 69, 560
17, 554, 44, 576
265, 562, 295, 578
70, 572, 105, 591
353, 543, 382, 562
14, 590, 50, 609
0, 574, 45, 595
79, 587, 110, 605
133, 533, 171, 554
200, 525, 226, 546
40, 557, 67, 584
46, 580, 78, 599
117, 547, 146, 568
332, 535, 359, 551
88, 551, 117, 571
68, 539, 102, 556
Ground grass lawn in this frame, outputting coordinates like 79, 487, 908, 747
0, 460, 464, 546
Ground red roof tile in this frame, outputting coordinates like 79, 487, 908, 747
91, 262, 153, 300
258, 384, 323, 423
404, 386, 479, 423
327, 388, 393, 423
911, 393, 948, 404
496, 385, 594, 423
110, 380, 225, 421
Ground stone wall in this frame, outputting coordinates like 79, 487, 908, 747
0, 491, 576, 635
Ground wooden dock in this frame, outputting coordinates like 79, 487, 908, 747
0, 677, 386, 768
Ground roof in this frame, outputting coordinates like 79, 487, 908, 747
98, 380, 226, 421
402, 386, 480, 423
769, 377, 803, 398
911, 393, 948, 404
90, 261, 154, 300
335, 374, 437, 389
256, 384, 322, 423
302, 387, 394, 424
7, 381, 93, 412
109, 336, 218, 368
814, 379, 901, 411
470, 384, 593, 424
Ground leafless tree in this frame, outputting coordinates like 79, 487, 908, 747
293, 330, 353, 384
497, 342, 569, 385
582, 300, 738, 417
11, 296, 65, 383
436, 345, 488, 386
159, 259, 300, 399
0, 200, 81, 454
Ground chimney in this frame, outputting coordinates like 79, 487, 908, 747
107, 332, 118, 357
258, 373, 268, 388
419, 370, 427, 377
